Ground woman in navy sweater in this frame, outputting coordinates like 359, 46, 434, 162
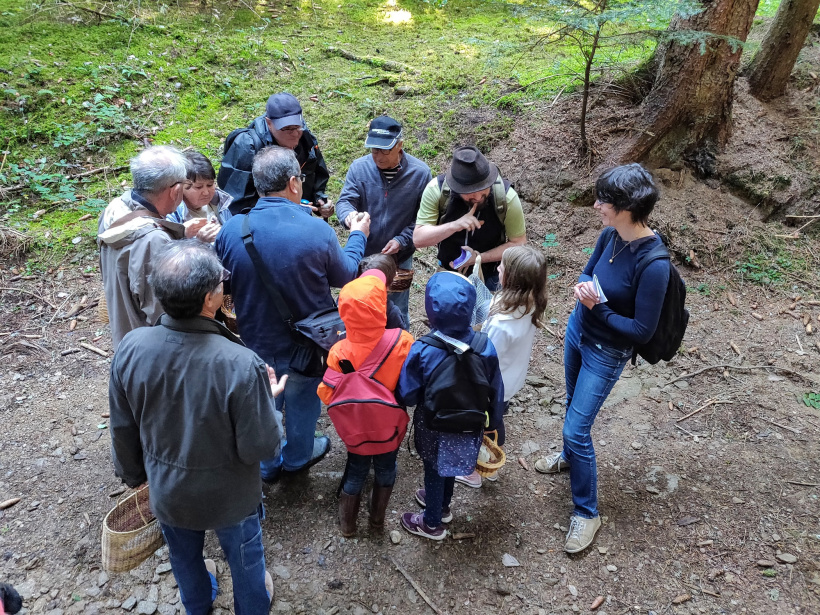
535, 164, 669, 554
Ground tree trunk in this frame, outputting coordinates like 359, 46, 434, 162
747, 0, 820, 101
614, 0, 759, 167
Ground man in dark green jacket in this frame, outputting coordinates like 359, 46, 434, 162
110, 240, 285, 614
217, 92, 332, 218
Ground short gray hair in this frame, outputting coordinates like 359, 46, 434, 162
131, 146, 187, 194
252, 146, 300, 195
149, 240, 223, 319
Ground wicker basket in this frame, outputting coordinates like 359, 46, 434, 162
221, 295, 239, 335
475, 430, 506, 477
101, 484, 164, 572
98, 294, 109, 324
389, 268, 414, 293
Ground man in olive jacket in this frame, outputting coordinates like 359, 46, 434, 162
109, 240, 284, 614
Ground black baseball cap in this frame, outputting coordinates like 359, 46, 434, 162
266, 92, 303, 130
365, 115, 402, 150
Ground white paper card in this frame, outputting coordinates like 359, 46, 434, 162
593, 274, 608, 303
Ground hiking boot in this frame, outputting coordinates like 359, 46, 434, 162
455, 470, 482, 488
564, 515, 601, 554
534, 452, 569, 474
369, 485, 393, 529
400, 512, 447, 541
414, 489, 453, 523
338, 490, 361, 537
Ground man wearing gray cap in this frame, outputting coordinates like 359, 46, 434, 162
413, 145, 527, 290
217, 92, 332, 218
336, 116, 432, 327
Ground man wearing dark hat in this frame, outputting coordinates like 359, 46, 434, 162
413, 146, 527, 289
217, 92, 333, 218
336, 116, 432, 327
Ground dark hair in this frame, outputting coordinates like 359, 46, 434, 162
595, 163, 658, 225
490, 245, 548, 328
252, 146, 300, 195
358, 254, 397, 287
184, 151, 216, 182
149, 240, 223, 319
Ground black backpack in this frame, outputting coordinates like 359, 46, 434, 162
630, 238, 689, 365
419, 333, 493, 433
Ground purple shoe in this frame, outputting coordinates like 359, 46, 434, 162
401, 512, 447, 541
414, 489, 453, 523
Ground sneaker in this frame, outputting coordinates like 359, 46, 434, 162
484, 470, 499, 482
283, 436, 332, 474
564, 515, 601, 553
265, 570, 274, 604
414, 489, 452, 523
534, 452, 569, 474
204, 559, 218, 601
400, 512, 447, 541
455, 470, 482, 488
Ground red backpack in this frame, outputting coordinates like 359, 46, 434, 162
323, 329, 409, 455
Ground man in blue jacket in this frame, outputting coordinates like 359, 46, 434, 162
336, 116, 432, 327
216, 146, 371, 481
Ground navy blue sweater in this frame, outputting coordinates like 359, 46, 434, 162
576, 228, 670, 349
215, 197, 367, 365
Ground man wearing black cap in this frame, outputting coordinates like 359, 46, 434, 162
413, 146, 527, 290
336, 116, 432, 326
217, 92, 333, 218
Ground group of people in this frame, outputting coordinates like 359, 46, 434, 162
100, 91, 670, 615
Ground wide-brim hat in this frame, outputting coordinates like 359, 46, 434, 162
445, 146, 498, 194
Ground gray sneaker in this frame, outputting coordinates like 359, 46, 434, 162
534, 452, 569, 474
564, 515, 601, 553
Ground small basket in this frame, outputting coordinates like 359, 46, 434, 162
98, 294, 109, 324
101, 484, 164, 572
475, 430, 506, 477
221, 295, 239, 335
389, 269, 414, 293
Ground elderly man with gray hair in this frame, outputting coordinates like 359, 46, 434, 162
98, 145, 213, 349
110, 240, 285, 614
216, 146, 370, 481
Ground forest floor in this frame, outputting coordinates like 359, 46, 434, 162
2, 2, 820, 615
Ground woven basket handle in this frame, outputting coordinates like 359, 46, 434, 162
484, 429, 498, 445
133, 485, 150, 526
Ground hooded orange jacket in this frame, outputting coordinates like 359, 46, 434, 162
318, 272, 413, 405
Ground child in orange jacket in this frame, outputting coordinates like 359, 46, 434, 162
318, 270, 414, 536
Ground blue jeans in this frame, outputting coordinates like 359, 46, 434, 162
342, 450, 398, 495
422, 463, 455, 528
260, 357, 322, 477
160, 507, 269, 615
388, 256, 412, 328
562, 309, 631, 519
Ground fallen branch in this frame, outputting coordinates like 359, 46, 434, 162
786, 480, 818, 487
754, 416, 800, 434
664, 364, 819, 386
0, 287, 57, 310
80, 342, 109, 357
676, 399, 732, 423
389, 556, 442, 615
325, 47, 417, 74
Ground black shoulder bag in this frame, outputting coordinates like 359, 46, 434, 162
241, 215, 346, 377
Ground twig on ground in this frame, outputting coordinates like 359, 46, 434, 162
676, 398, 732, 423
0, 287, 57, 310
80, 342, 109, 357
664, 364, 819, 386
389, 556, 442, 615
754, 416, 801, 434
786, 480, 818, 487
1, 164, 128, 195
544, 325, 564, 343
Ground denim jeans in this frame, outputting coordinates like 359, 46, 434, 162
562, 309, 631, 519
422, 463, 455, 528
260, 356, 322, 478
387, 256, 413, 328
342, 450, 398, 495
160, 507, 269, 615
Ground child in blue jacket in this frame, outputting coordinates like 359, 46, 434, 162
397, 271, 505, 540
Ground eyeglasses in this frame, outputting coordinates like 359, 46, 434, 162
170, 180, 193, 190
292, 174, 306, 182
279, 125, 304, 133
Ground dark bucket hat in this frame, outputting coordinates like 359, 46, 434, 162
445, 146, 498, 194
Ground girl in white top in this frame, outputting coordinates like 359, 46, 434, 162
457, 245, 548, 488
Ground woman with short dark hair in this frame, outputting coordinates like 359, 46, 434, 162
534, 163, 670, 554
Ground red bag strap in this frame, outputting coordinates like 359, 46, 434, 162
359, 328, 402, 379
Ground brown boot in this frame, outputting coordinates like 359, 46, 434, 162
339, 491, 361, 537
369, 484, 394, 529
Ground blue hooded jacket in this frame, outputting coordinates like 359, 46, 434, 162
396, 272, 505, 476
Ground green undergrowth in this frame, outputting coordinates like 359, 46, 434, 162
0, 0, 794, 265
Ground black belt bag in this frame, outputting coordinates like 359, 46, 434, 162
241, 215, 346, 377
